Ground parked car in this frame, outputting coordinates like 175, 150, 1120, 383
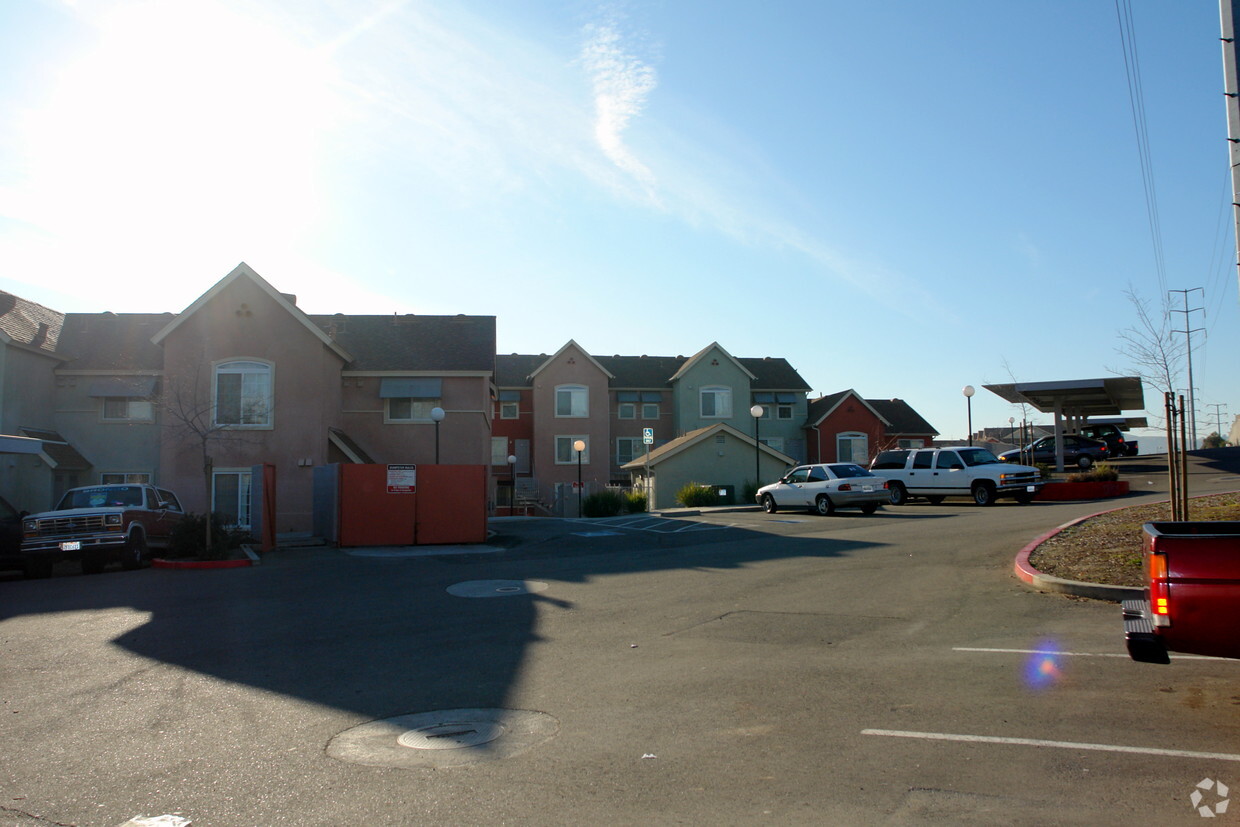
998, 435, 1109, 469
1079, 423, 1136, 458
869, 447, 1042, 506
757, 463, 888, 515
0, 495, 25, 574
21, 483, 185, 577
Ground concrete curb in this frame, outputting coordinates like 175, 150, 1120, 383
1013, 511, 1144, 603
1014, 490, 1240, 602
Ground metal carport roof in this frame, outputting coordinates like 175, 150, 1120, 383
982, 377, 1145, 418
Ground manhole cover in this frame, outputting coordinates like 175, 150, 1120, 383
397, 720, 505, 749
446, 580, 549, 598
327, 708, 558, 768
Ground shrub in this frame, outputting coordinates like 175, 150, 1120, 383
624, 490, 648, 513
742, 479, 760, 504
582, 490, 627, 518
168, 512, 248, 560
676, 482, 719, 508
1066, 463, 1119, 484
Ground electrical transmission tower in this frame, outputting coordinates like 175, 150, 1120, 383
1169, 288, 1205, 449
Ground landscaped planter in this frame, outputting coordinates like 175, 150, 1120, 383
1034, 480, 1130, 501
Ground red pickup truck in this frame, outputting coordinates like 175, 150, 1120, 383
21, 483, 185, 577
1123, 521, 1240, 663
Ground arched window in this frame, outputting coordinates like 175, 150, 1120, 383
836, 432, 868, 464
215, 360, 272, 426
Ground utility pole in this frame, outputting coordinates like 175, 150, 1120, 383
1207, 402, 1229, 440
1169, 288, 1205, 449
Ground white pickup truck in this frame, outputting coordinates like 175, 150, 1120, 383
868, 447, 1043, 506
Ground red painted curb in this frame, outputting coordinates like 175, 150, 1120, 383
152, 558, 253, 570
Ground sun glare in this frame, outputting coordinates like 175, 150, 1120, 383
5, 1, 341, 305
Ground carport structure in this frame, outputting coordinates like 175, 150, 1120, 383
982, 377, 1145, 471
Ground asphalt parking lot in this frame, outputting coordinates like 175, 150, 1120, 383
2, 455, 1239, 825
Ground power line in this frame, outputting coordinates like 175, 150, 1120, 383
1115, 0, 1167, 294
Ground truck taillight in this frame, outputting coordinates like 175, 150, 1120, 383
1149, 551, 1171, 626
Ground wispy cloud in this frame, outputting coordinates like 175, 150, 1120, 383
579, 17, 657, 190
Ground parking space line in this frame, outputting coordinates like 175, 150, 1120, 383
953, 646, 1225, 661
861, 729, 1240, 762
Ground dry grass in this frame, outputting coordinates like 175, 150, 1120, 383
1027, 492, 1240, 587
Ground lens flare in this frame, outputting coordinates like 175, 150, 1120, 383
1023, 642, 1064, 690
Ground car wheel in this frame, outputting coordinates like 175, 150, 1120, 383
861, 503, 879, 515
122, 533, 148, 571
81, 554, 106, 574
972, 482, 996, 506
762, 494, 778, 514
814, 495, 835, 516
888, 482, 907, 506
925, 495, 945, 505
1077, 455, 1094, 470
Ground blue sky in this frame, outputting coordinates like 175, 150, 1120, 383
1, 1, 1236, 443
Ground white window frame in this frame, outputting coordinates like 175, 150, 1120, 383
500, 401, 519, 419
555, 385, 589, 418
616, 437, 646, 465
214, 360, 272, 428
491, 437, 509, 465
642, 403, 660, 420
777, 405, 794, 420
700, 386, 732, 419
101, 397, 154, 422
212, 468, 253, 530
836, 432, 869, 464
897, 438, 925, 449
386, 397, 443, 423
555, 435, 590, 464
617, 402, 636, 420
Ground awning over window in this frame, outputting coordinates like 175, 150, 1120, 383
641, 392, 663, 402
617, 391, 640, 402
498, 390, 521, 401
752, 392, 775, 403
775, 392, 797, 403
87, 377, 158, 398
379, 378, 442, 399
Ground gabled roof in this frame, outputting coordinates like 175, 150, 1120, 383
620, 422, 792, 470
806, 390, 890, 428
495, 353, 550, 386
669, 342, 756, 382
596, 354, 685, 388
151, 262, 352, 362
318, 314, 495, 373
0, 291, 65, 358
528, 340, 615, 381
57, 313, 170, 372
867, 398, 938, 436
738, 357, 813, 391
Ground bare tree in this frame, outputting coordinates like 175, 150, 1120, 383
160, 357, 265, 555
1109, 287, 1184, 402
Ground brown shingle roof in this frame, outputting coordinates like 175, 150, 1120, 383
57, 313, 171, 371
313, 315, 496, 372
0, 291, 64, 356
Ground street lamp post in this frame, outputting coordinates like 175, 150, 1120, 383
1008, 417, 1016, 448
430, 406, 446, 464
573, 439, 586, 518
962, 386, 975, 447
507, 453, 517, 511
750, 404, 764, 487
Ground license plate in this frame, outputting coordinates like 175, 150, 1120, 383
60, 541, 81, 551
862, 485, 875, 492
1026, 485, 1036, 492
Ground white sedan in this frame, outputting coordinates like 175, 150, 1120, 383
756, 463, 888, 516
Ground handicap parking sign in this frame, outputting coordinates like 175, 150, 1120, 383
643, 428, 654, 445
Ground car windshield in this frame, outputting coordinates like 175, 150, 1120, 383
828, 463, 870, 478
56, 486, 143, 509
959, 448, 1000, 467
